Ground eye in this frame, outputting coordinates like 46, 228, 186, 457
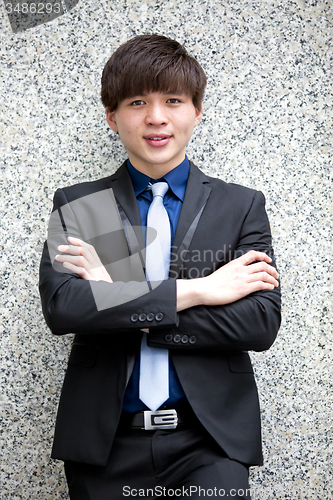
167, 98, 181, 104
131, 100, 146, 106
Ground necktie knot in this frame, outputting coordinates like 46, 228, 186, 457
151, 181, 169, 199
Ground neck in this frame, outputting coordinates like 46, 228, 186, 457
128, 155, 186, 179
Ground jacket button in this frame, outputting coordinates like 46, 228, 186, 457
173, 334, 181, 343
146, 313, 155, 322
181, 335, 189, 344
155, 312, 164, 322
189, 335, 197, 344
138, 313, 147, 322
130, 314, 139, 322
164, 334, 173, 342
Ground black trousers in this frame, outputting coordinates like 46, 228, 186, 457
65, 417, 251, 500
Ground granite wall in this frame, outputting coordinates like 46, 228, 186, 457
0, 0, 332, 498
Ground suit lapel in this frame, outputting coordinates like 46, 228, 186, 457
108, 161, 145, 253
171, 162, 212, 278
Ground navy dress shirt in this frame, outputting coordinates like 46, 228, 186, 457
122, 157, 190, 412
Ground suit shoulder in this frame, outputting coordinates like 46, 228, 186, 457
205, 173, 263, 203
190, 161, 261, 201
59, 175, 114, 201
52, 166, 124, 208
54, 161, 128, 205
50, 173, 118, 212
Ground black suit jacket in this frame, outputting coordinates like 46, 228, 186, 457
39, 161, 281, 467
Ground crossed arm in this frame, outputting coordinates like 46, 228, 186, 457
55, 236, 279, 313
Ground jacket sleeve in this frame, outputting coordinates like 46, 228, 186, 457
148, 190, 281, 352
39, 188, 178, 335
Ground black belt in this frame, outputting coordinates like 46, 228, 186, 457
120, 409, 186, 430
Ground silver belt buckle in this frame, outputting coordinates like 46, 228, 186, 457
143, 409, 178, 430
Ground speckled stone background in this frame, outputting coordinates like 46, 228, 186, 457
0, 0, 332, 498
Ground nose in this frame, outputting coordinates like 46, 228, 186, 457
145, 103, 168, 126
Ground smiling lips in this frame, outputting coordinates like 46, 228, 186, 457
144, 134, 172, 147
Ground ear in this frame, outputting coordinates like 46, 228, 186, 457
194, 104, 203, 127
106, 108, 118, 133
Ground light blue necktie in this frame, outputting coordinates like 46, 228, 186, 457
139, 182, 170, 411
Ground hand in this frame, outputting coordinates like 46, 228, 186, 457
55, 236, 113, 283
177, 250, 279, 311
200, 250, 279, 305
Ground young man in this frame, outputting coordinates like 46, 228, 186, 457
39, 34, 281, 499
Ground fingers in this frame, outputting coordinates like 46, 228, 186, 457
245, 280, 277, 294
57, 236, 92, 256
61, 260, 90, 280
55, 253, 86, 267
54, 236, 113, 283
56, 236, 102, 269
239, 250, 272, 266
243, 255, 279, 287
67, 236, 84, 245
237, 251, 279, 284
246, 260, 279, 279
247, 270, 279, 288
57, 244, 82, 256
55, 252, 106, 272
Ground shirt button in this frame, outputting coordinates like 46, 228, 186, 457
146, 313, 155, 322
138, 313, 147, 322
164, 334, 173, 342
155, 312, 164, 322
130, 314, 139, 323
181, 335, 189, 344
173, 334, 181, 343
189, 335, 197, 344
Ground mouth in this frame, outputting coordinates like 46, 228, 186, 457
144, 134, 172, 147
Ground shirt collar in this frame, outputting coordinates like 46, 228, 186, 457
126, 156, 190, 202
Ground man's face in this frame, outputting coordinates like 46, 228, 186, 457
106, 92, 202, 178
